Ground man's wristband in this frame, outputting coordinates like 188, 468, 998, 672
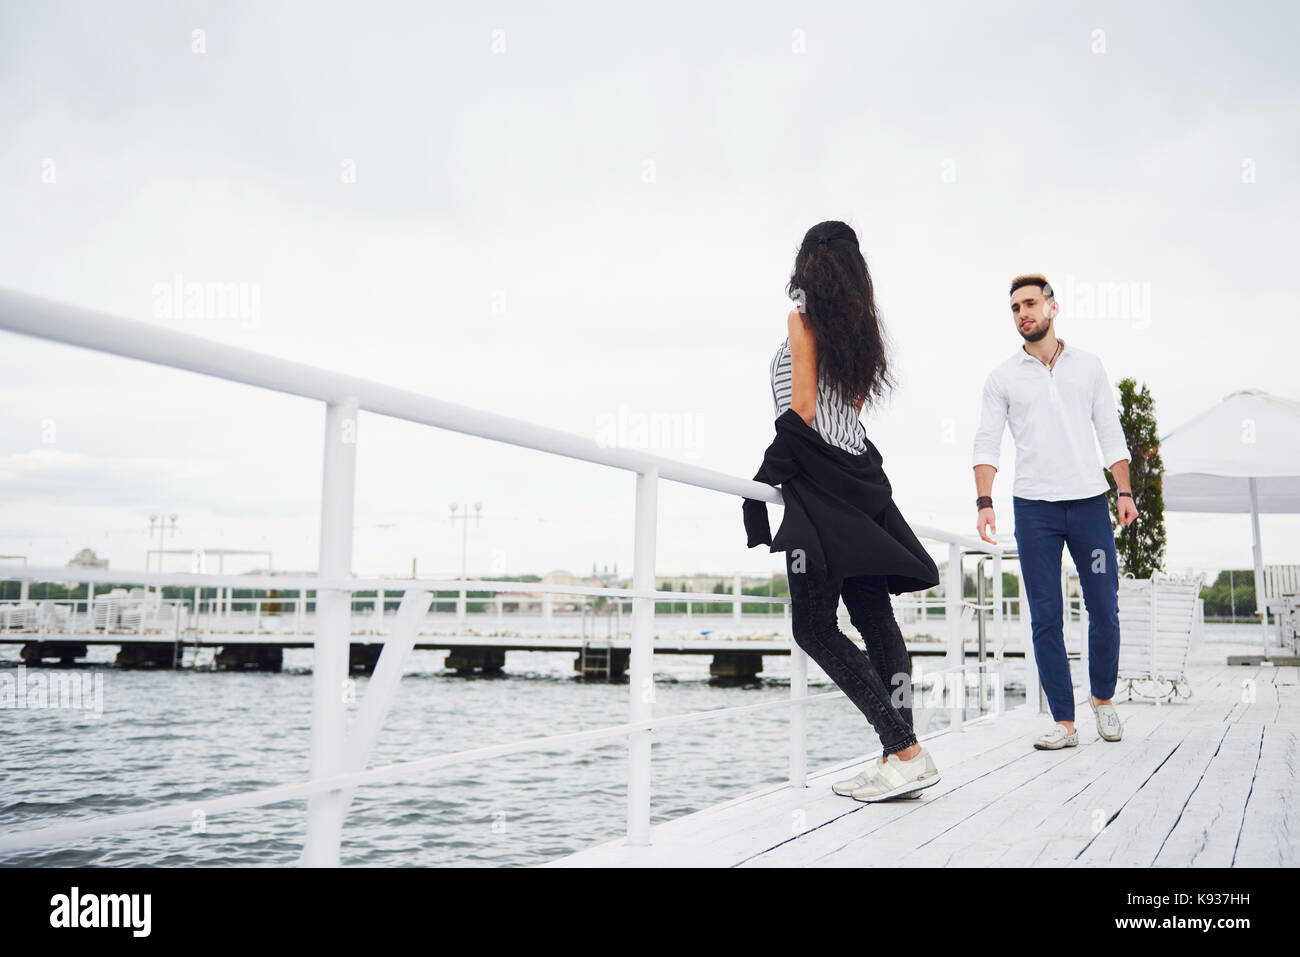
1118, 491, 1133, 499
976, 496, 993, 510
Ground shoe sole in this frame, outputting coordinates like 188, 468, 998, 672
1033, 738, 1078, 750
888, 788, 927, 800
851, 772, 941, 803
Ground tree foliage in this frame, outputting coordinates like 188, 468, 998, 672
1106, 378, 1167, 578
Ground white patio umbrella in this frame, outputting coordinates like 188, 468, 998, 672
1160, 388, 1300, 651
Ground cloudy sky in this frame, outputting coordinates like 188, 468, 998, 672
1, 0, 1297, 583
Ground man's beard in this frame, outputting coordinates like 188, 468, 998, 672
1019, 319, 1051, 343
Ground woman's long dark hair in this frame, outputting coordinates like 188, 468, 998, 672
785, 220, 894, 411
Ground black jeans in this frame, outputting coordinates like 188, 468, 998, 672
785, 551, 919, 755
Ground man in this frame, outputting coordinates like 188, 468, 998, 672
972, 274, 1139, 750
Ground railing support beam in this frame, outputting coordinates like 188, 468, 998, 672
339, 587, 434, 818
992, 551, 1004, 717
299, 396, 359, 867
789, 646, 808, 788
1021, 563, 1042, 712
946, 544, 964, 730
627, 467, 657, 846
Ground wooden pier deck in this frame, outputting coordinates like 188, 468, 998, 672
550, 652, 1298, 867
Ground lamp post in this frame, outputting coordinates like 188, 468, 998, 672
359, 522, 397, 620
449, 502, 482, 632
148, 513, 178, 598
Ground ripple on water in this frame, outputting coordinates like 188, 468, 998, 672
1, 651, 1036, 865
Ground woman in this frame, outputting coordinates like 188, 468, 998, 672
746, 220, 942, 802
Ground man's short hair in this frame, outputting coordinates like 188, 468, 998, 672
1009, 273, 1053, 300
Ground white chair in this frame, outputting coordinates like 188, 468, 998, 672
40, 602, 72, 631
1264, 564, 1300, 648
1281, 595, 1300, 654
118, 589, 167, 632
1, 602, 38, 631
91, 588, 129, 630
1117, 571, 1205, 702
144, 601, 182, 633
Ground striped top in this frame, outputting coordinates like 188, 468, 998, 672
769, 336, 869, 453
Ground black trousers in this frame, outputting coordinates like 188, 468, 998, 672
785, 551, 919, 755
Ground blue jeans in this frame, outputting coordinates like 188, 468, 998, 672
1012, 492, 1121, 722
785, 551, 918, 755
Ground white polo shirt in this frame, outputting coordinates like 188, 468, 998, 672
972, 341, 1130, 501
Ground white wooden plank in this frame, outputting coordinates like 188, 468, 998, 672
765, 727, 1099, 867
815, 702, 1179, 868
1234, 668, 1281, 725
1153, 721, 1264, 866
1219, 666, 1261, 724
548, 658, 1290, 868
553, 705, 1047, 867
909, 718, 1188, 867
558, 708, 1043, 867
1070, 723, 1231, 867
696, 711, 1048, 867
1232, 726, 1299, 866
745, 737, 1041, 866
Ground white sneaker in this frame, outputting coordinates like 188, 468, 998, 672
831, 762, 880, 796
850, 748, 941, 802
831, 759, 926, 799
1089, 696, 1123, 741
1033, 724, 1079, 750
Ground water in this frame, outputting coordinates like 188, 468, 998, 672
0, 635, 1028, 867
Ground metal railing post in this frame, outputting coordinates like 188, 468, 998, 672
789, 643, 808, 788
946, 544, 964, 729
992, 551, 1004, 717
627, 466, 657, 846
976, 556, 988, 714
171, 601, 181, 668
1019, 563, 1042, 712
300, 396, 359, 867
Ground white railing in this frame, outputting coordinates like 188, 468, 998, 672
0, 287, 1022, 864
0, 590, 1035, 640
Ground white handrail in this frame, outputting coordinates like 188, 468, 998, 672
0, 286, 1013, 864
0, 565, 793, 603
0, 288, 784, 505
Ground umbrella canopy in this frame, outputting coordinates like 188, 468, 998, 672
1160, 388, 1300, 647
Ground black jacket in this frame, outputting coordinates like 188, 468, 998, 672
742, 408, 940, 594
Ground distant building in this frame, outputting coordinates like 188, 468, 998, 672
658, 574, 773, 592
68, 548, 108, 568
491, 570, 586, 613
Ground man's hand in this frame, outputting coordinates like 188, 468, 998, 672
1117, 496, 1139, 527
977, 506, 997, 544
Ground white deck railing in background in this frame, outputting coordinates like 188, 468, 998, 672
0, 591, 1044, 639
0, 287, 1026, 864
